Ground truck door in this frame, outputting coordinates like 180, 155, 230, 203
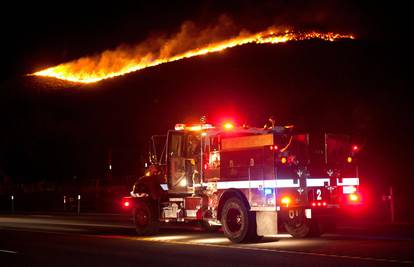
167, 131, 200, 193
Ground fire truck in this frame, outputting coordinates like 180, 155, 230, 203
122, 119, 362, 243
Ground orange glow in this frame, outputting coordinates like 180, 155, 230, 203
347, 156, 353, 163
280, 157, 287, 164
223, 122, 234, 130
32, 25, 354, 84
175, 124, 186, 130
281, 196, 291, 207
175, 124, 214, 131
188, 125, 202, 131
349, 193, 359, 202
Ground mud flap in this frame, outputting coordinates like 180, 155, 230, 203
256, 211, 278, 236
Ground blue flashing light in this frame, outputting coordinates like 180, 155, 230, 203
264, 188, 274, 196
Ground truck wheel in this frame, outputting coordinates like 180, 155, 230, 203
221, 197, 260, 243
133, 200, 159, 236
284, 217, 320, 238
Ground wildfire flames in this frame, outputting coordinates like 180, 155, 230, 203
33, 24, 354, 83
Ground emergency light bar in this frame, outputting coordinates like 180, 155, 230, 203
174, 123, 214, 131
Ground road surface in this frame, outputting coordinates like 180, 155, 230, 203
0, 214, 413, 267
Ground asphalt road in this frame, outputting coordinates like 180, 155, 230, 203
0, 214, 413, 267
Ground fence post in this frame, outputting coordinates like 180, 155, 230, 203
77, 195, 81, 215
389, 186, 395, 223
11, 195, 14, 213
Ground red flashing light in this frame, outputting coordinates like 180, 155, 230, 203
122, 197, 132, 209
204, 163, 208, 170
270, 145, 278, 151
352, 145, 359, 151
312, 201, 327, 207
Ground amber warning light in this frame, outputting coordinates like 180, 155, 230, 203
223, 122, 235, 130
281, 196, 291, 207
349, 193, 359, 202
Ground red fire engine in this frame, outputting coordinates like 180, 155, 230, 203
122, 119, 362, 243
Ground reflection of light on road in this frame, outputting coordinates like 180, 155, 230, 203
266, 234, 293, 238
253, 238, 321, 249
145, 235, 192, 241
0, 249, 17, 254
192, 237, 229, 244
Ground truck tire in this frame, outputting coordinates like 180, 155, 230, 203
133, 199, 159, 236
284, 216, 320, 238
221, 197, 261, 243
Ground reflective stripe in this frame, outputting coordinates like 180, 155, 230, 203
337, 178, 359, 186
306, 178, 330, 187
306, 178, 360, 187
250, 206, 277, 211
160, 184, 168, 190
305, 209, 312, 219
216, 179, 299, 189
343, 185, 357, 194
275, 179, 300, 188
160, 178, 359, 191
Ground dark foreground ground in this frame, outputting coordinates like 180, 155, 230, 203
0, 213, 413, 267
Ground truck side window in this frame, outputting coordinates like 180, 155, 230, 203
169, 133, 183, 157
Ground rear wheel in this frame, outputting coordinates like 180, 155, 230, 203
283, 209, 320, 238
221, 197, 261, 243
133, 199, 159, 236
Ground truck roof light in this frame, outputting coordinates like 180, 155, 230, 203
175, 124, 186, 130
175, 123, 214, 131
188, 125, 202, 131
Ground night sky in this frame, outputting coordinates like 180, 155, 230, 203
0, 1, 412, 215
